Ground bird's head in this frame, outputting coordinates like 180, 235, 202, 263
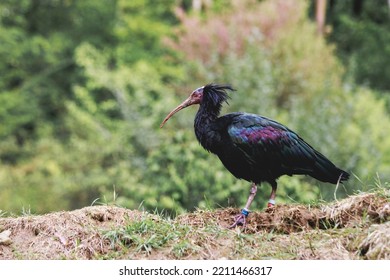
160, 83, 235, 128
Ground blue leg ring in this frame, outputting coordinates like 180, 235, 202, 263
241, 208, 250, 217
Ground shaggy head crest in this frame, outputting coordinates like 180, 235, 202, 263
203, 83, 235, 108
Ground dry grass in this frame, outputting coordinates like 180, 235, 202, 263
0, 191, 389, 260
0, 206, 145, 259
359, 222, 390, 259
321, 192, 390, 227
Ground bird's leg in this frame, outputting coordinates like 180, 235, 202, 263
267, 182, 277, 208
229, 182, 257, 228
244, 182, 258, 210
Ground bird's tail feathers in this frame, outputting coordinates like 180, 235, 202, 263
312, 152, 350, 184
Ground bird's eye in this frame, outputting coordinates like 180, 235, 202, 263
192, 90, 201, 97
194, 91, 203, 98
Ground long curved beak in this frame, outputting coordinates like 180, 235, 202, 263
160, 96, 193, 128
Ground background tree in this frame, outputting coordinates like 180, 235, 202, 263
310, 0, 390, 95
0, 0, 389, 215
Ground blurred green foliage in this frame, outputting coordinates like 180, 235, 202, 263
317, 0, 390, 93
0, 0, 389, 215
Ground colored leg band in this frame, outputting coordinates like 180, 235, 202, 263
241, 208, 250, 217
268, 199, 276, 205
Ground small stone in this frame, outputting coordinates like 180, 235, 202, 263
0, 230, 12, 245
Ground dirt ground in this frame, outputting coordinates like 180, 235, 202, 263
0, 192, 389, 260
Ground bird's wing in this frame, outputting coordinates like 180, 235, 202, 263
226, 114, 316, 172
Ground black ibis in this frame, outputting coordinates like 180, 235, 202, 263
160, 84, 350, 228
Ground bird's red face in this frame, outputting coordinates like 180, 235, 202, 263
160, 86, 204, 128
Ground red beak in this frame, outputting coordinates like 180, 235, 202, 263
160, 94, 201, 128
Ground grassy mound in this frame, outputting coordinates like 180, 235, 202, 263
0, 190, 389, 260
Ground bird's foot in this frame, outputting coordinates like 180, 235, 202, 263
228, 214, 246, 228
228, 209, 249, 229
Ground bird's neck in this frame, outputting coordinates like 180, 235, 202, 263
194, 104, 220, 152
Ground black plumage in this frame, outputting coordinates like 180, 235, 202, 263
161, 83, 349, 227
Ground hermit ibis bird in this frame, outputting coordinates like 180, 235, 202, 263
160, 84, 350, 228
